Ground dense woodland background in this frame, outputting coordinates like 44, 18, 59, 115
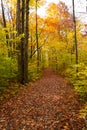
0, 0, 87, 117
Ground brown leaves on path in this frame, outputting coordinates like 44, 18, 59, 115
0, 68, 85, 130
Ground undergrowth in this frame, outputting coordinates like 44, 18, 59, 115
65, 63, 87, 119
0, 58, 42, 102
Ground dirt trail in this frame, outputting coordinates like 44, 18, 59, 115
0, 68, 85, 130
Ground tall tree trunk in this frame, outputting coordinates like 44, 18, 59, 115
16, 0, 29, 84
16, 0, 21, 34
35, 0, 39, 71
20, 0, 25, 84
16, 0, 21, 82
23, 0, 29, 83
72, 0, 78, 72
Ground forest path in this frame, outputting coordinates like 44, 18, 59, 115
0, 68, 85, 130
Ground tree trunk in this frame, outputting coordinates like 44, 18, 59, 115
23, 0, 29, 83
72, 0, 78, 72
16, 0, 29, 84
16, 0, 21, 82
35, 0, 39, 71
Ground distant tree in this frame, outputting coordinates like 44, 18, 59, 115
35, 0, 46, 71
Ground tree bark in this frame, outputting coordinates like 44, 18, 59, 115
23, 0, 29, 83
35, 0, 39, 71
72, 0, 78, 72
16, 0, 29, 84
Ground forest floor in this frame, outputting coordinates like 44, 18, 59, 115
0, 68, 86, 130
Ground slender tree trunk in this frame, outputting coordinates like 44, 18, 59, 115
72, 0, 78, 72
23, 0, 29, 83
16, 0, 21, 34
1, 0, 11, 57
20, 0, 25, 84
16, 0, 21, 82
35, 0, 39, 71
30, 34, 33, 59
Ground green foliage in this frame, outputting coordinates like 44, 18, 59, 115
66, 63, 87, 101
57, 52, 72, 74
0, 57, 18, 79
28, 60, 42, 81
0, 27, 24, 88
49, 48, 73, 75
0, 29, 6, 43
0, 54, 18, 91
0, 47, 18, 101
